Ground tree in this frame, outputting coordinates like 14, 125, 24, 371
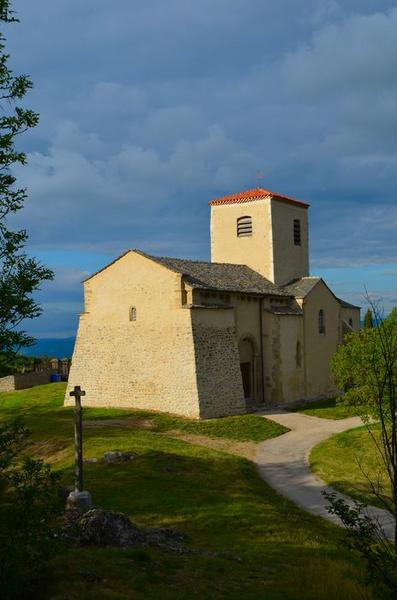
0, 0, 53, 370
329, 301, 397, 593
364, 308, 374, 329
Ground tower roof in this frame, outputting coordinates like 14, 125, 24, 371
209, 187, 309, 209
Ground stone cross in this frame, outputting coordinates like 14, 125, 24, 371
69, 385, 86, 493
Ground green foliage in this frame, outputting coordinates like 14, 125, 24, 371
332, 310, 397, 423
0, 419, 26, 469
324, 492, 397, 596
0, 0, 53, 367
0, 353, 32, 377
364, 309, 374, 329
0, 354, 57, 377
330, 304, 397, 585
0, 420, 61, 598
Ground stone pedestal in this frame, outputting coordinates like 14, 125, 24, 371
66, 490, 92, 512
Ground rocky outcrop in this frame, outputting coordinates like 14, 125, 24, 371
61, 508, 190, 553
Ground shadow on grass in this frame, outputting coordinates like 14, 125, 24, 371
292, 397, 357, 420
0, 384, 382, 598
48, 449, 374, 600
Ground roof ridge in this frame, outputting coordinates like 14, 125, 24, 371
209, 187, 309, 208
84, 248, 291, 297
136, 249, 267, 272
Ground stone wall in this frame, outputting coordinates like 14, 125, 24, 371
191, 307, 245, 418
66, 251, 201, 418
277, 314, 305, 404
65, 246, 358, 418
265, 310, 284, 404
270, 198, 309, 285
232, 294, 263, 405
210, 196, 309, 286
340, 306, 361, 342
0, 372, 52, 392
302, 280, 341, 398
210, 198, 274, 281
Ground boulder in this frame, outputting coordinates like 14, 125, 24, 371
60, 507, 190, 553
77, 508, 144, 548
103, 451, 135, 463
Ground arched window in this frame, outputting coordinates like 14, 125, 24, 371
293, 219, 301, 245
237, 216, 253, 237
129, 306, 137, 321
318, 309, 326, 335
296, 341, 302, 367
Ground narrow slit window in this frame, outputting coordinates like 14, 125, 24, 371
296, 341, 302, 367
237, 216, 253, 237
318, 309, 326, 335
129, 306, 137, 321
293, 219, 301, 246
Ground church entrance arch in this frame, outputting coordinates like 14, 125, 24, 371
238, 337, 255, 408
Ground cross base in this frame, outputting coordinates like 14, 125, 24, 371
66, 490, 92, 513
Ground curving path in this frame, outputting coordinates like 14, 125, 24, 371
255, 410, 395, 539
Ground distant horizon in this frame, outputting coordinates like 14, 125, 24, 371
22, 337, 76, 359
21, 312, 375, 359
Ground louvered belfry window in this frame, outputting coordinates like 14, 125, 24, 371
237, 216, 253, 237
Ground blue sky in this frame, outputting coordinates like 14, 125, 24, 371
4, 0, 397, 337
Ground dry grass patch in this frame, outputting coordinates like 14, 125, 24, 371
165, 430, 257, 460
84, 417, 154, 429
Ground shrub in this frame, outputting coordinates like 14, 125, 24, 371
0, 422, 62, 598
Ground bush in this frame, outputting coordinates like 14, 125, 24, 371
0, 422, 62, 598
324, 492, 397, 597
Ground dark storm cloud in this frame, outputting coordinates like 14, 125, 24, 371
3, 1, 397, 333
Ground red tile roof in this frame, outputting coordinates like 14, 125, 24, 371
209, 187, 309, 209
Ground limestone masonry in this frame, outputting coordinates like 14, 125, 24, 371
66, 187, 360, 418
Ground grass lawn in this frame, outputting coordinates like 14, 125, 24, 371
143, 411, 289, 441
310, 424, 390, 508
293, 396, 358, 420
0, 384, 381, 599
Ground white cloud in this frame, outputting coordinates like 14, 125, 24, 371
281, 8, 397, 99
13, 120, 261, 252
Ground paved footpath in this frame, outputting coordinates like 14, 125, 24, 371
256, 410, 395, 538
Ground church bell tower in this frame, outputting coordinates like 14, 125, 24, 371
209, 188, 310, 286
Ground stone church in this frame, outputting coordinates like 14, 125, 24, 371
66, 187, 360, 418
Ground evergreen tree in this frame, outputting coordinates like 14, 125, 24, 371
0, 0, 53, 367
364, 308, 374, 329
